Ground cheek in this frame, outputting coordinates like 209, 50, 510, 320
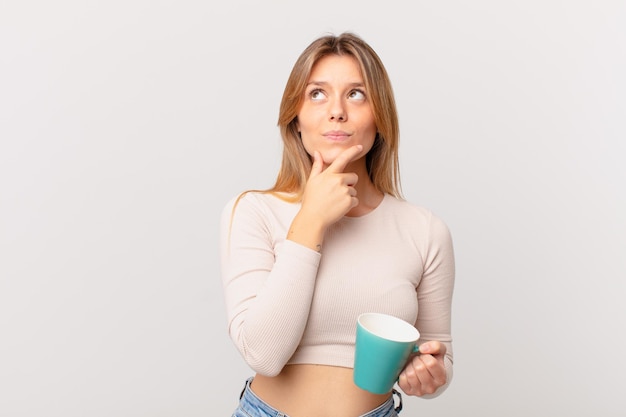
361, 125, 378, 151
296, 110, 317, 134
299, 135, 320, 161
297, 120, 319, 154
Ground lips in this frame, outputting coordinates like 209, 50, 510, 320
323, 131, 351, 141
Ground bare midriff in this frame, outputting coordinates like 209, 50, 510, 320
249, 364, 391, 417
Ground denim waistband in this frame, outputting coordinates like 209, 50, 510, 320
236, 378, 403, 416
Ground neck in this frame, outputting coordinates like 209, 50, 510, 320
344, 160, 384, 217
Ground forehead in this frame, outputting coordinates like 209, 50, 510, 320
308, 54, 363, 83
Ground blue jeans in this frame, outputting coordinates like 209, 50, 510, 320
232, 378, 403, 417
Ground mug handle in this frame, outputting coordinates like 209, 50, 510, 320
395, 344, 421, 383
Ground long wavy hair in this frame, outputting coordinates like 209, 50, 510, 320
270, 32, 403, 201
228, 33, 403, 242
233, 32, 402, 219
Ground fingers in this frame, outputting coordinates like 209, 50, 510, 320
308, 148, 359, 188
301, 145, 362, 227
309, 151, 324, 178
397, 343, 447, 397
398, 355, 447, 396
418, 341, 446, 357
326, 145, 363, 173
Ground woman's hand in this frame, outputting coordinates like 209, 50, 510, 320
397, 341, 447, 397
301, 145, 362, 228
286, 145, 362, 251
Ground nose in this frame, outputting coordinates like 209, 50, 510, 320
329, 98, 346, 122
330, 112, 345, 121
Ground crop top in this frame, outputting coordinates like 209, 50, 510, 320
219, 191, 455, 394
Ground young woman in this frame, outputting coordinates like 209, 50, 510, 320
220, 32, 455, 417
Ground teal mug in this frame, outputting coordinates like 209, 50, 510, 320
353, 312, 420, 394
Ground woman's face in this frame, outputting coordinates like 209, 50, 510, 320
296, 54, 377, 168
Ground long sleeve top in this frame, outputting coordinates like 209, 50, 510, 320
220, 191, 455, 395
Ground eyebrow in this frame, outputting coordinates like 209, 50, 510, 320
306, 81, 366, 88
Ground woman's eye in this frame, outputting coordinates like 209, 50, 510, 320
310, 89, 326, 100
349, 89, 366, 100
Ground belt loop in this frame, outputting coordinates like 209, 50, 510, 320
239, 378, 251, 400
392, 388, 403, 413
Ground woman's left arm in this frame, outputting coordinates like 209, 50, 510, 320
398, 212, 455, 398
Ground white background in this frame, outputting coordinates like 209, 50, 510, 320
1, 1, 625, 416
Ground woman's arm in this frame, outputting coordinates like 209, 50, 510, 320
220, 145, 365, 376
220, 194, 321, 376
398, 212, 455, 398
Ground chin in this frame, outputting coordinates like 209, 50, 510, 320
320, 151, 341, 166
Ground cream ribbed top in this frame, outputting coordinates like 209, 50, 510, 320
220, 192, 455, 392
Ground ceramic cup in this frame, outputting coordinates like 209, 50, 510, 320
353, 312, 420, 394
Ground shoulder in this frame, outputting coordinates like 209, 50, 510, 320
224, 190, 298, 209
384, 195, 438, 222
384, 195, 452, 240
221, 191, 299, 224
385, 195, 428, 215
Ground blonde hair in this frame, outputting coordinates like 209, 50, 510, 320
272, 32, 402, 201
233, 32, 403, 219
228, 33, 403, 242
